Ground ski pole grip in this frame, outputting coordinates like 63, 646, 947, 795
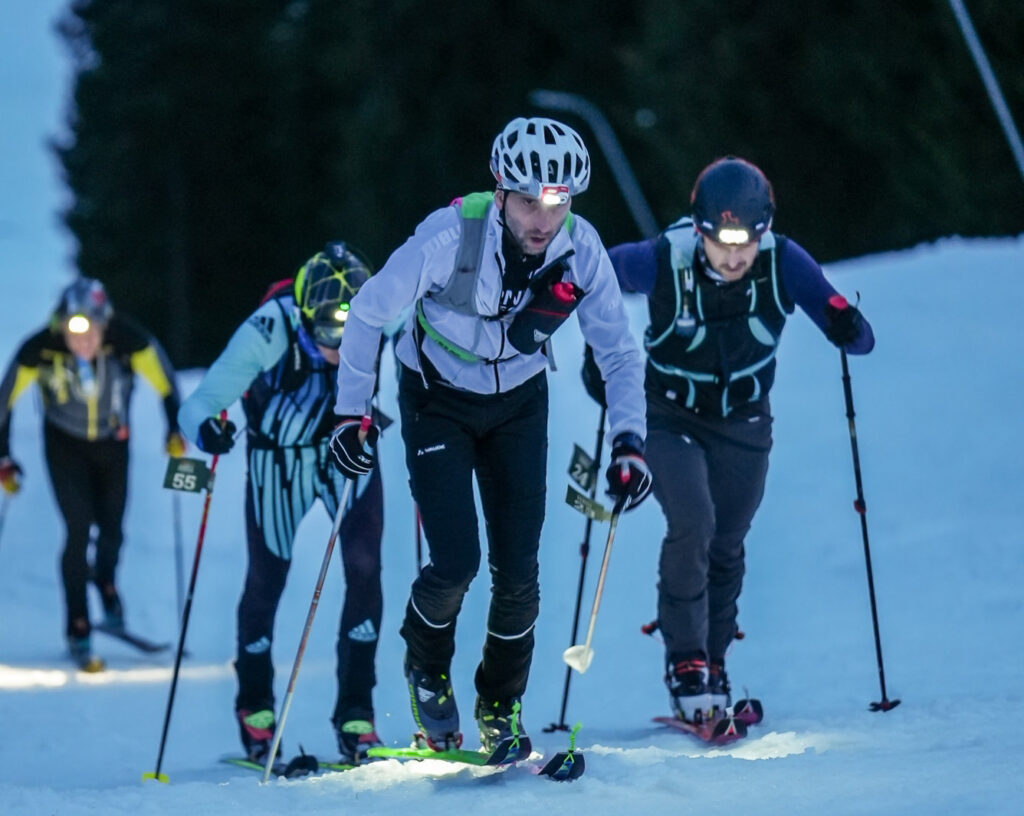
357, 408, 373, 444
828, 294, 849, 311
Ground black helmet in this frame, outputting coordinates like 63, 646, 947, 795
690, 157, 775, 244
55, 277, 113, 333
293, 241, 374, 349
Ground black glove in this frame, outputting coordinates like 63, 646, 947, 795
0, 457, 23, 495
824, 295, 863, 347
581, 344, 607, 408
197, 417, 237, 454
329, 417, 380, 479
604, 432, 653, 512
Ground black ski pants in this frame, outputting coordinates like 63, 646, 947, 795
43, 422, 128, 638
645, 391, 772, 666
397, 365, 547, 703
234, 443, 383, 728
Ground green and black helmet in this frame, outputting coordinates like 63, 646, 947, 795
293, 242, 374, 348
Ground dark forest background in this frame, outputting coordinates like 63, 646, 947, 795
54, 0, 1023, 367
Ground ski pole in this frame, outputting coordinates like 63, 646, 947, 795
144, 410, 227, 783
562, 494, 626, 674
545, 406, 606, 732
836, 328, 900, 712
172, 493, 185, 622
261, 415, 370, 783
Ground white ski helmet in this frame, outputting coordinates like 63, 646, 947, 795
490, 117, 591, 203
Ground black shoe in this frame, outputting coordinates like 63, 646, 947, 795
405, 659, 460, 749
474, 695, 529, 757
709, 659, 731, 712
237, 708, 279, 763
666, 652, 711, 723
335, 718, 384, 765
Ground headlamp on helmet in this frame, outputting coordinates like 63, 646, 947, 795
539, 185, 571, 206
716, 228, 753, 245
293, 242, 373, 349
691, 157, 775, 246
55, 278, 112, 334
490, 117, 591, 202
66, 315, 93, 334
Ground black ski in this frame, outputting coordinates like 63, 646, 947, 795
537, 747, 585, 781
93, 623, 171, 654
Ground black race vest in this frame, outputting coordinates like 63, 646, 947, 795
644, 218, 794, 416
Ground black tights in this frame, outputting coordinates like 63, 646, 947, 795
44, 423, 128, 637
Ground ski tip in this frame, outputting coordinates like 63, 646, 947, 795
282, 753, 319, 778
538, 750, 585, 781
484, 735, 533, 766
732, 697, 764, 725
710, 716, 748, 741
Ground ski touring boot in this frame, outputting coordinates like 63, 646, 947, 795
709, 658, 731, 714
666, 652, 711, 724
474, 696, 532, 763
405, 658, 461, 750
335, 718, 384, 766
237, 708, 279, 764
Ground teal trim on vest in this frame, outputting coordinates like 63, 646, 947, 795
645, 217, 788, 416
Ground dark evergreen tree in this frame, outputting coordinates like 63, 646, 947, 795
54, 0, 1023, 364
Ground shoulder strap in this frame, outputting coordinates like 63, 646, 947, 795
429, 192, 578, 318
662, 217, 699, 275
432, 192, 494, 315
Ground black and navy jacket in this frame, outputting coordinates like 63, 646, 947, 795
610, 219, 874, 417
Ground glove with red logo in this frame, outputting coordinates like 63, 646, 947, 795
328, 416, 379, 480
604, 433, 652, 512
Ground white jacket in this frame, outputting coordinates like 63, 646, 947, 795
335, 197, 646, 442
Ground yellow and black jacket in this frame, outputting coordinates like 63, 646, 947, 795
0, 315, 180, 457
